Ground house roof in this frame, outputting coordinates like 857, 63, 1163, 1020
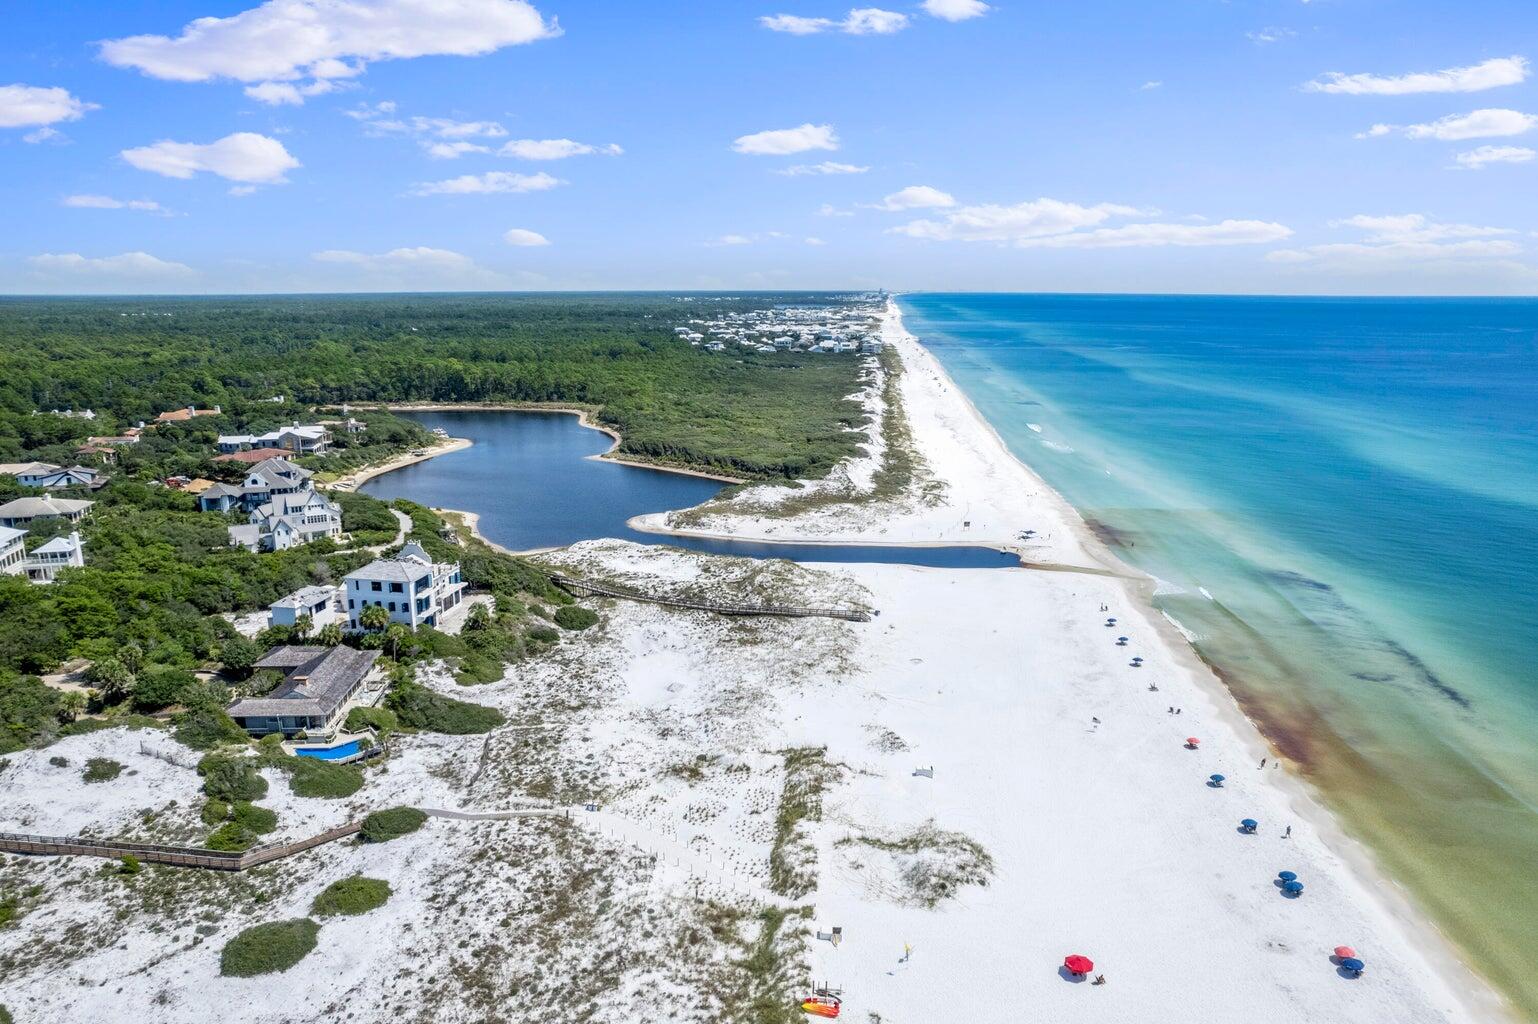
272, 585, 339, 610
0, 496, 93, 518
31, 534, 82, 555
200, 482, 245, 499
213, 447, 291, 464
229, 645, 379, 721
0, 526, 23, 546
346, 557, 432, 584
0, 462, 60, 477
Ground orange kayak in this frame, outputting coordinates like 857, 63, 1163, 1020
801, 995, 841, 1018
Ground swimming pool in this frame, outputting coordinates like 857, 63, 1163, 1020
294, 739, 363, 761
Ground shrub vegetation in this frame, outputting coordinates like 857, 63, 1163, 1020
311, 875, 391, 917
360, 807, 427, 843
219, 919, 320, 977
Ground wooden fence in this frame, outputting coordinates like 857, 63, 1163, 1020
549, 573, 870, 623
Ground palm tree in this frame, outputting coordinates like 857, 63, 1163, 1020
359, 604, 390, 632
294, 613, 314, 640
317, 623, 343, 647
58, 691, 86, 723
383, 623, 409, 660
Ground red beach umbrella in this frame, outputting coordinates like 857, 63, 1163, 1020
1064, 954, 1094, 975
1334, 946, 1357, 960
1186, 737, 1200, 748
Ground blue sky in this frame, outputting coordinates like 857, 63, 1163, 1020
2, 0, 1536, 294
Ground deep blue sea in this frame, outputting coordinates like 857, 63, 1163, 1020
900, 293, 1538, 1004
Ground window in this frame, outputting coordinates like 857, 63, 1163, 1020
348, 599, 354, 609
389, 582, 403, 593
371, 581, 382, 592
387, 601, 396, 612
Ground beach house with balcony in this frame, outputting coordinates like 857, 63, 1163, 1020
22, 532, 85, 583
226, 645, 381, 738
0, 527, 25, 576
217, 423, 332, 456
343, 542, 466, 631
228, 487, 343, 552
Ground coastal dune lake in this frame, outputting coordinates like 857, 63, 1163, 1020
357, 409, 1021, 568
901, 292, 1538, 1015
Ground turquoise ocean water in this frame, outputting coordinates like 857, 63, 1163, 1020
899, 293, 1538, 1013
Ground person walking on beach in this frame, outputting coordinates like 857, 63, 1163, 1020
1284, 825, 1292, 839
1259, 757, 1267, 769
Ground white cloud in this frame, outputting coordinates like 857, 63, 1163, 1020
1268, 214, 1522, 265
120, 132, 300, 184
817, 203, 854, 217
1454, 145, 1536, 169
759, 9, 908, 35
705, 234, 755, 247
311, 246, 508, 286
62, 195, 166, 212
804, 236, 827, 245
1014, 219, 1294, 249
889, 196, 1288, 249
844, 8, 908, 33
503, 228, 550, 246
732, 123, 838, 155
1330, 214, 1513, 243
424, 141, 491, 159
99, 0, 558, 105
1247, 27, 1296, 45
499, 138, 623, 159
28, 251, 194, 280
759, 14, 836, 34
870, 185, 957, 210
775, 161, 869, 176
1405, 109, 1536, 141
0, 84, 97, 129
243, 79, 341, 105
1140, 80, 1163, 91
409, 170, 564, 195
921, 0, 989, 21
1305, 55, 1529, 95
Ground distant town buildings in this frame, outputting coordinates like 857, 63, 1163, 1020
344, 542, 465, 631
677, 297, 885, 358
155, 405, 222, 423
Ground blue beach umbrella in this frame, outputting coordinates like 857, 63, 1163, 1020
1278, 870, 1298, 882
1240, 818, 1258, 832
1340, 957, 1365, 973
1209, 774, 1226, 785
1283, 880, 1305, 895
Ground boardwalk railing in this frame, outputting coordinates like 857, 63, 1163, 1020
0, 809, 566, 873
548, 573, 870, 623
0, 821, 364, 872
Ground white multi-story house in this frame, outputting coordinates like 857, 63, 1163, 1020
0, 526, 25, 576
343, 543, 466, 631
22, 532, 85, 583
217, 423, 332, 455
198, 456, 313, 513
229, 488, 343, 552
268, 585, 343, 631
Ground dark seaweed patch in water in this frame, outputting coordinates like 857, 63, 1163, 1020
1265, 566, 1472, 710
1083, 517, 1135, 549
1383, 639, 1472, 710
1265, 569, 1334, 593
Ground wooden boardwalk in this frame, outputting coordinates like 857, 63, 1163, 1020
549, 573, 870, 623
0, 809, 564, 872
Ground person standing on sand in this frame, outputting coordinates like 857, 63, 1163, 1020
1285, 825, 1292, 839
1260, 757, 1267, 769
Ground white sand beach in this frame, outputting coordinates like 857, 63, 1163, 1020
0, 303, 1506, 1024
